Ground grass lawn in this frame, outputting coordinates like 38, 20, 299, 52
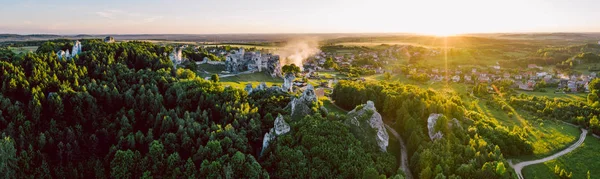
573, 63, 600, 75
320, 97, 348, 115
219, 72, 283, 89
520, 88, 587, 101
9, 46, 37, 54
522, 136, 600, 179
197, 64, 226, 74
473, 98, 581, 159
522, 121, 581, 158
361, 72, 583, 161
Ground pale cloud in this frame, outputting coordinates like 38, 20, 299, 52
143, 16, 164, 23
95, 11, 115, 19
23, 21, 32, 25
95, 9, 124, 19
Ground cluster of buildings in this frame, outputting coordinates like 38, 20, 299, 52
224, 48, 282, 77
56, 40, 82, 60
406, 63, 596, 93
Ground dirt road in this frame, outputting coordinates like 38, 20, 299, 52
385, 124, 413, 179
509, 128, 587, 179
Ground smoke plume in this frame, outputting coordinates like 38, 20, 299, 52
275, 37, 321, 70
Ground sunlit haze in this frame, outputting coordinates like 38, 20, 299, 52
2, 0, 600, 35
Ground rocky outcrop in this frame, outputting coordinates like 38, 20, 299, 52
288, 84, 318, 119
57, 50, 66, 60
261, 114, 291, 155
346, 101, 389, 152
71, 40, 82, 57
282, 73, 295, 92
427, 113, 444, 141
256, 82, 268, 91
169, 46, 185, 68
426, 114, 460, 141
245, 83, 254, 94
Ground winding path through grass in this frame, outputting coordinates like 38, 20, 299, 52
510, 128, 588, 179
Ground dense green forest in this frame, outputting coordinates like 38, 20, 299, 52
0, 39, 402, 178
332, 81, 527, 178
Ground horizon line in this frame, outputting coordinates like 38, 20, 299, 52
4, 31, 600, 36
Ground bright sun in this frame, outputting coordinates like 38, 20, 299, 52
420, 29, 460, 37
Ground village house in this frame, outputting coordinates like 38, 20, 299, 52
464, 75, 472, 83
543, 75, 553, 83
478, 75, 491, 83
518, 80, 536, 91
515, 75, 522, 80
452, 75, 460, 82
567, 81, 578, 92
536, 72, 548, 77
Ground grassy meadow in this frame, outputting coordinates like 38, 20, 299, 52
9, 46, 37, 54
522, 136, 600, 179
219, 72, 283, 89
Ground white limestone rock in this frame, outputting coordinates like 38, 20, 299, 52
57, 50, 66, 60
273, 114, 291, 135
256, 82, 268, 91
244, 83, 254, 94
261, 114, 290, 155
71, 40, 82, 58
282, 73, 296, 92
427, 113, 444, 141
346, 101, 389, 152
288, 84, 318, 119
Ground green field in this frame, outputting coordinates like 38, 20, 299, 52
9, 46, 37, 54
219, 72, 283, 89
522, 136, 600, 179
573, 63, 600, 75
519, 88, 587, 101
373, 73, 582, 158
320, 97, 348, 115
196, 64, 226, 75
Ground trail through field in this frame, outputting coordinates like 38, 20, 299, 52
384, 124, 413, 179
510, 128, 588, 179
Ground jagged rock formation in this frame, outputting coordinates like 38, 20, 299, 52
56, 50, 66, 60
427, 113, 444, 141
261, 114, 291, 155
288, 84, 318, 119
71, 40, 82, 57
427, 113, 462, 141
256, 82, 268, 91
56, 40, 82, 60
169, 46, 186, 69
345, 101, 389, 152
104, 36, 115, 43
282, 73, 295, 92
244, 83, 254, 94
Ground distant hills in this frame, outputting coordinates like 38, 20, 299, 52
1, 33, 599, 45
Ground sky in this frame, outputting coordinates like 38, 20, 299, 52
1, 0, 600, 35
